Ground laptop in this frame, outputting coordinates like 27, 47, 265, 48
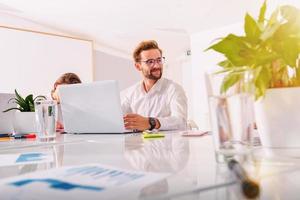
58, 80, 130, 134
0, 93, 16, 134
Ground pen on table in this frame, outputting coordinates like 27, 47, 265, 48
228, 159, 260, 199
0, 133, 13, 141
0, 133, 11, 138
0, 137, 12, 142
14, 133, 36, 139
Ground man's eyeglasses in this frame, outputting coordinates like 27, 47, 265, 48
140, 57, 165, 67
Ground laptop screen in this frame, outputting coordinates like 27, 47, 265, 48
58, 80, 126, 133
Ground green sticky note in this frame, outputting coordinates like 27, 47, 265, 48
142, 132, 165, 139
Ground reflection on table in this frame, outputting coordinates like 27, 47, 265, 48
0, 132, 299, 199
124, 134, 189, 172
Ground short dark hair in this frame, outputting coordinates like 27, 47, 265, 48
54, 73, 81, 87
133, 40, 162, 62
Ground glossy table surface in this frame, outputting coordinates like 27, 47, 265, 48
0, 131, 300, 199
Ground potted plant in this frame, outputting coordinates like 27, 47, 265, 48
206, 1, 300, 147
3, 89, 46, 134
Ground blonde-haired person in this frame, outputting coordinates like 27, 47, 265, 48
51, 73, 82, 131
122, 40, 187, 131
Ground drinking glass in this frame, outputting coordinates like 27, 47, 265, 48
205, 69, 255, 163
35, 100, 57, 140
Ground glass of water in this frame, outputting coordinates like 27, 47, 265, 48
205, 69, 255, 163
35, 100, 57, 140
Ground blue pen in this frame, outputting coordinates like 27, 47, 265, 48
0, 133, 11, 138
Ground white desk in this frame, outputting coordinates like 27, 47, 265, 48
0, 132, 300, 199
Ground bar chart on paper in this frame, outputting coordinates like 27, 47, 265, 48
0, 164, 169, 200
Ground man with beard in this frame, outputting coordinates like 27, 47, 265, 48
122, 40, 187, 131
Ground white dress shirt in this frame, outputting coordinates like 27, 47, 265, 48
121, 78, 187, 130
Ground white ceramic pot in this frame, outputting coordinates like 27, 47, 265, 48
13, 112, 36, 134
255, 87, 300, 147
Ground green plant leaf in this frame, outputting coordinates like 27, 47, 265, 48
267, 7, 280, 26
14, 89, 26, 105
14, 90, 31, 112
260, 21, 281, 41
14, 89, 32, 111
7, 97, 17, 104
2, 107, 22, 113
218, 60, 234, 68
272, 33, 299, 67
25, 94, 34, 104
220, 72, 241, 94
24, 94, 34, 112
258, 1, 267, 24
244, 13, 261, 41
21, 93, 39, 111
206, 2, 300, 99
207, 34, 255, 66
206, 34, 240, 54
4, 90, 45, 112
33, 95, 47, 101
254, 65, 271, 99
15, 98, 29, 111
253, 48, 278, 66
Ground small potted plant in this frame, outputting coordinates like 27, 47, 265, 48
3, 89, 46, 134
206, 1, 300, 147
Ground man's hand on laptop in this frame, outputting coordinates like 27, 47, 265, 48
123, 114, 150, 131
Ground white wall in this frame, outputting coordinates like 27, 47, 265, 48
164, 60, 183, 85
0, 26, 93, 96
0, 13, 93, 96
94, 50, 140, 91
0, 12, 191, 93
179, 56, 194, 121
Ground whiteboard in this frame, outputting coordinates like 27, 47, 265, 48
0, 26, 93, 97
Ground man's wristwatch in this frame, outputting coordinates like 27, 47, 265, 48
148, 117, 156, 130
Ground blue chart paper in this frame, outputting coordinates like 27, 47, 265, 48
64, 166, 145, 186
11, 178, 103, 191
0, 152, 53, 167
0, 164, 169, 200
15, 153, 45, 163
